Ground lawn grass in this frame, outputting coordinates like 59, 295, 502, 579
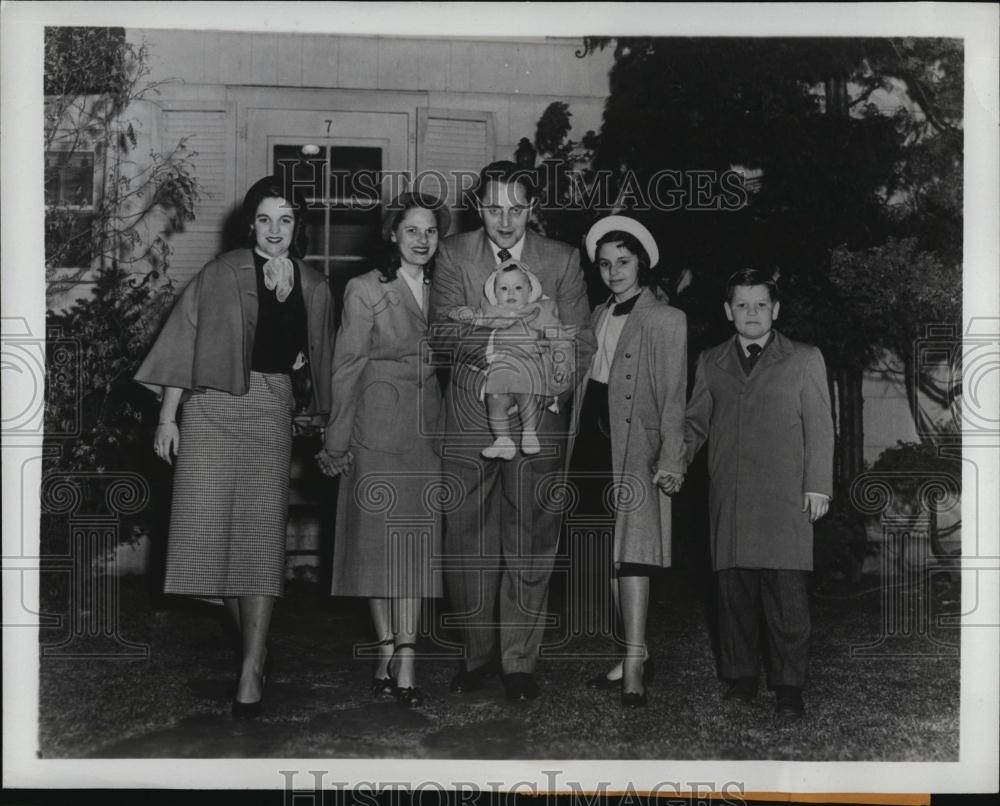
36, 565, 961, 761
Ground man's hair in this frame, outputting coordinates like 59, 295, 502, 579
475, 160, 537, 203
724, 268, 780, 303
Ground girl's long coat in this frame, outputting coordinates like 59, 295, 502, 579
684, 331, 834, 571
324, 268, 444, 597
571, 289, 688, 568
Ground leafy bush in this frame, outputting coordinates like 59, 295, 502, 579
45, 265, 175, 476
868, 440, 962, 498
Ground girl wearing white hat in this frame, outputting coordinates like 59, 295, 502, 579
572, 215, 688, 708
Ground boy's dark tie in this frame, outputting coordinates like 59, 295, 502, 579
497, 248, 512, 263
747, 343, 763, 368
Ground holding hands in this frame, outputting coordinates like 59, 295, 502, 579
652, 469, 684, 496
316, 448, 354, 477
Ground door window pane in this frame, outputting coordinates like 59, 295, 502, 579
272, 144, 382, 291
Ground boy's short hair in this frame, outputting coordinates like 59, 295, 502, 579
475, 160, 538, 203
725, 268, 780, 303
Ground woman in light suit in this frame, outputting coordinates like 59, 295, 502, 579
571, 216, 687, 708
316, 192, 448, 707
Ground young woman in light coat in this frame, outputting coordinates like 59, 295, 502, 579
316, 192, 448, 707
570, 216, 687, 708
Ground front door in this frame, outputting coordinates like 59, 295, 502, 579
246, 108, 409, 297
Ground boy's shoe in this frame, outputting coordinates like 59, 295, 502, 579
723, 677, 758, 703
482, 437, 516, 460
521, 431, 540, 455
775, 685, 805, 719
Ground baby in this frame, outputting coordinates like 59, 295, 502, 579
449, 260, 574, 460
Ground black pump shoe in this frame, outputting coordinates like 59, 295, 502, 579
231, 696, 263, 719
621, 688, 648, 708
231, 650, 272, 717
389, 643, 426, 708
231, 668, 267, 719
370, 637, 396, 697
586, 658, 655, 690
394, 684, 426, 708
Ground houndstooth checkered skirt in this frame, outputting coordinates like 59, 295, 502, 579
163, 372, 292, 597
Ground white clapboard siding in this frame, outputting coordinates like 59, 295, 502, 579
162, 106, 233, 289
417, 109, 494, 233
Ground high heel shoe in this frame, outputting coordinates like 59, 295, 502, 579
585, 658, 655, 690
231, 649, 272, 717
389, 642, 425, 708
232, 668, 267, 719
231, 693, 263, 719
371, 637, 396, 697
621, 689, 648, 709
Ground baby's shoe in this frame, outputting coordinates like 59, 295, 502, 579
521, 431, 540, 455
482, 437, 516, 460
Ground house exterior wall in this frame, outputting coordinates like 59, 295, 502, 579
123, 29, 612, 289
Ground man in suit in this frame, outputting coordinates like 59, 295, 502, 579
429, 161, 595, 701
684, 268, 834, 719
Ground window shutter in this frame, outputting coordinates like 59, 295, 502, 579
162, 105, 233, 288
417, 108, 494, 234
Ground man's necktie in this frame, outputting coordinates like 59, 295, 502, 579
747, 342, 763, 369
497, 248, 512, 263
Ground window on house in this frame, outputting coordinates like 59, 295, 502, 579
44, 150, 95, 269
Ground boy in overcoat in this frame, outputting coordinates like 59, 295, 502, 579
684, 268, 834, 718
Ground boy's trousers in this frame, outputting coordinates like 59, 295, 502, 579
716, 567, 811, 688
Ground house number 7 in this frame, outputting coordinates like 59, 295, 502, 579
324, 119, 333, 134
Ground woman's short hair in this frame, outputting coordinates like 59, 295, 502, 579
378, 192, 450, 283
242, 174, 306, 259
595, 230, 655, 288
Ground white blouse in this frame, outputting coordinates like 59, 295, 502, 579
398, 267, 425, 312
590, 303, 630, 383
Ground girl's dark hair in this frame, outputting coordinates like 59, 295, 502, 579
378, 193, 450, 284
242, 175, 307, 259
595, 230, 655, 288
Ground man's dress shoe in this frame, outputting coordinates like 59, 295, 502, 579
503, 672, 540, 702
723, 677, 758, 703
449, 660, 499, 694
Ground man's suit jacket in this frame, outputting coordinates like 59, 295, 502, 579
428, 228, 595, 395
684, 330, 834, 571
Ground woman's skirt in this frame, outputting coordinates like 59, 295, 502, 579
330, 438, 443, 599
571, 379, 614, 517
164, 372, 293, 597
